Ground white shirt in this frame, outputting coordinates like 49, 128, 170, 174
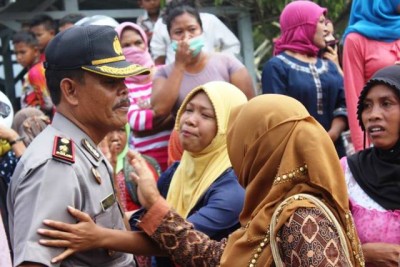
150, 12, 241, 64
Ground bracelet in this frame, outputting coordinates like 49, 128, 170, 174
9, 136, 25, 146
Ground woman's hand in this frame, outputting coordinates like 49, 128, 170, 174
174, 39, 193, 69
322, 46, 343, 76
136, 98, 151, 109
38, 206, 103, 263
321, 46, 338, 64
127, 150, 161, 210
0, 124, 19, 141
362, 242, 400, 266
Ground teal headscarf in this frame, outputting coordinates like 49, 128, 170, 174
115, 124, 130, 174
343, 0, 400, 42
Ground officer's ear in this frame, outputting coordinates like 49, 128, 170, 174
60, 78, 79, 106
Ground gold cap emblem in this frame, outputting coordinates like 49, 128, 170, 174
113, 36, 122, 56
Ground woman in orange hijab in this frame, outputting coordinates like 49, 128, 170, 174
38, 94, 364, 266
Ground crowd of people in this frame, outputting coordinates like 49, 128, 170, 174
0, 0, 400, 266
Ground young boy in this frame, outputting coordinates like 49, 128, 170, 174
12, 32, 54, 116
58, 13, 85, 32
29, 14, 56, 61
136, 0, 161, 43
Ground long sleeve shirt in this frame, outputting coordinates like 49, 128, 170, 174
138, 198, 350, 267
126, 80, 171, 171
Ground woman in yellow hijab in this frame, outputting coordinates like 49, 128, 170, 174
38, 94, 365, 266
143, 81, 247, 266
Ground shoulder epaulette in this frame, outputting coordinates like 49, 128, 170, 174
52, 136, 75, 164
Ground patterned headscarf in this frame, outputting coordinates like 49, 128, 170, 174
220, 94, 364, 266
11, 108, 49, 147
11, 107, 43, 132
274, 1, 327, 56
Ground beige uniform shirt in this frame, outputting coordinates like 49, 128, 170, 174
7, 112, 135, 267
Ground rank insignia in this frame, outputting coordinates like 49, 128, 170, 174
81, 139, 101, 161
91, 167, 102, 185
52, 136, 75, 164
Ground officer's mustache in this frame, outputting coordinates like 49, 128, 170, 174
113, 98, 130, 110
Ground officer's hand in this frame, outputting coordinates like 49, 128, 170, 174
38, 206, 102, 263
128, 150, 161, 210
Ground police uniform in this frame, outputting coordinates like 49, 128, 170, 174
7, 113, 135, 266
7, 25, 150, 267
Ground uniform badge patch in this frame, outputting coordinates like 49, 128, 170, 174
81, 139, 101, 161
52, 136, 75, 163
101, 193, 115, 211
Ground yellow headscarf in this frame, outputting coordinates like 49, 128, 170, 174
220, 94, 364, 266
166, 81, 247, 218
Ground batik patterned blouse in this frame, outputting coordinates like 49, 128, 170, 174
137, 198, 349, 266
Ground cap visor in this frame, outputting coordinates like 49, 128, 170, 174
82, 60, 150, 78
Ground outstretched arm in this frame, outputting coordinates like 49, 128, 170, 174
38, 206, 164, 263
128, 151, 227, 266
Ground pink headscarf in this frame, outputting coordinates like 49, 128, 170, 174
274, 0, 327, 57
115, 22, 154, 82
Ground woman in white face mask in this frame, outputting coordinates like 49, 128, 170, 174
151, 0, 255, 164
114, 22, 174, 172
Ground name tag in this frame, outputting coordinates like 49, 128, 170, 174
101, 193, 115, 211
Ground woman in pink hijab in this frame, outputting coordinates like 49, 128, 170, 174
261, 0, 348, 158
115, 22, 173, 171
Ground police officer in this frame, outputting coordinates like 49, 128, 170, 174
7, 25, 149, 266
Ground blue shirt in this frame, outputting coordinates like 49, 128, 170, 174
157, 162, 244, 240
261, 52, 347, 156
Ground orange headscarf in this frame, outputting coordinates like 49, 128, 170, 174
220, 94, 364, 266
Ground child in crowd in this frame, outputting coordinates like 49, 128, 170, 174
136, 0, 161, 44
12, 32, 54, 116
29, 14, 56, 61
58, 13, 85, 32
